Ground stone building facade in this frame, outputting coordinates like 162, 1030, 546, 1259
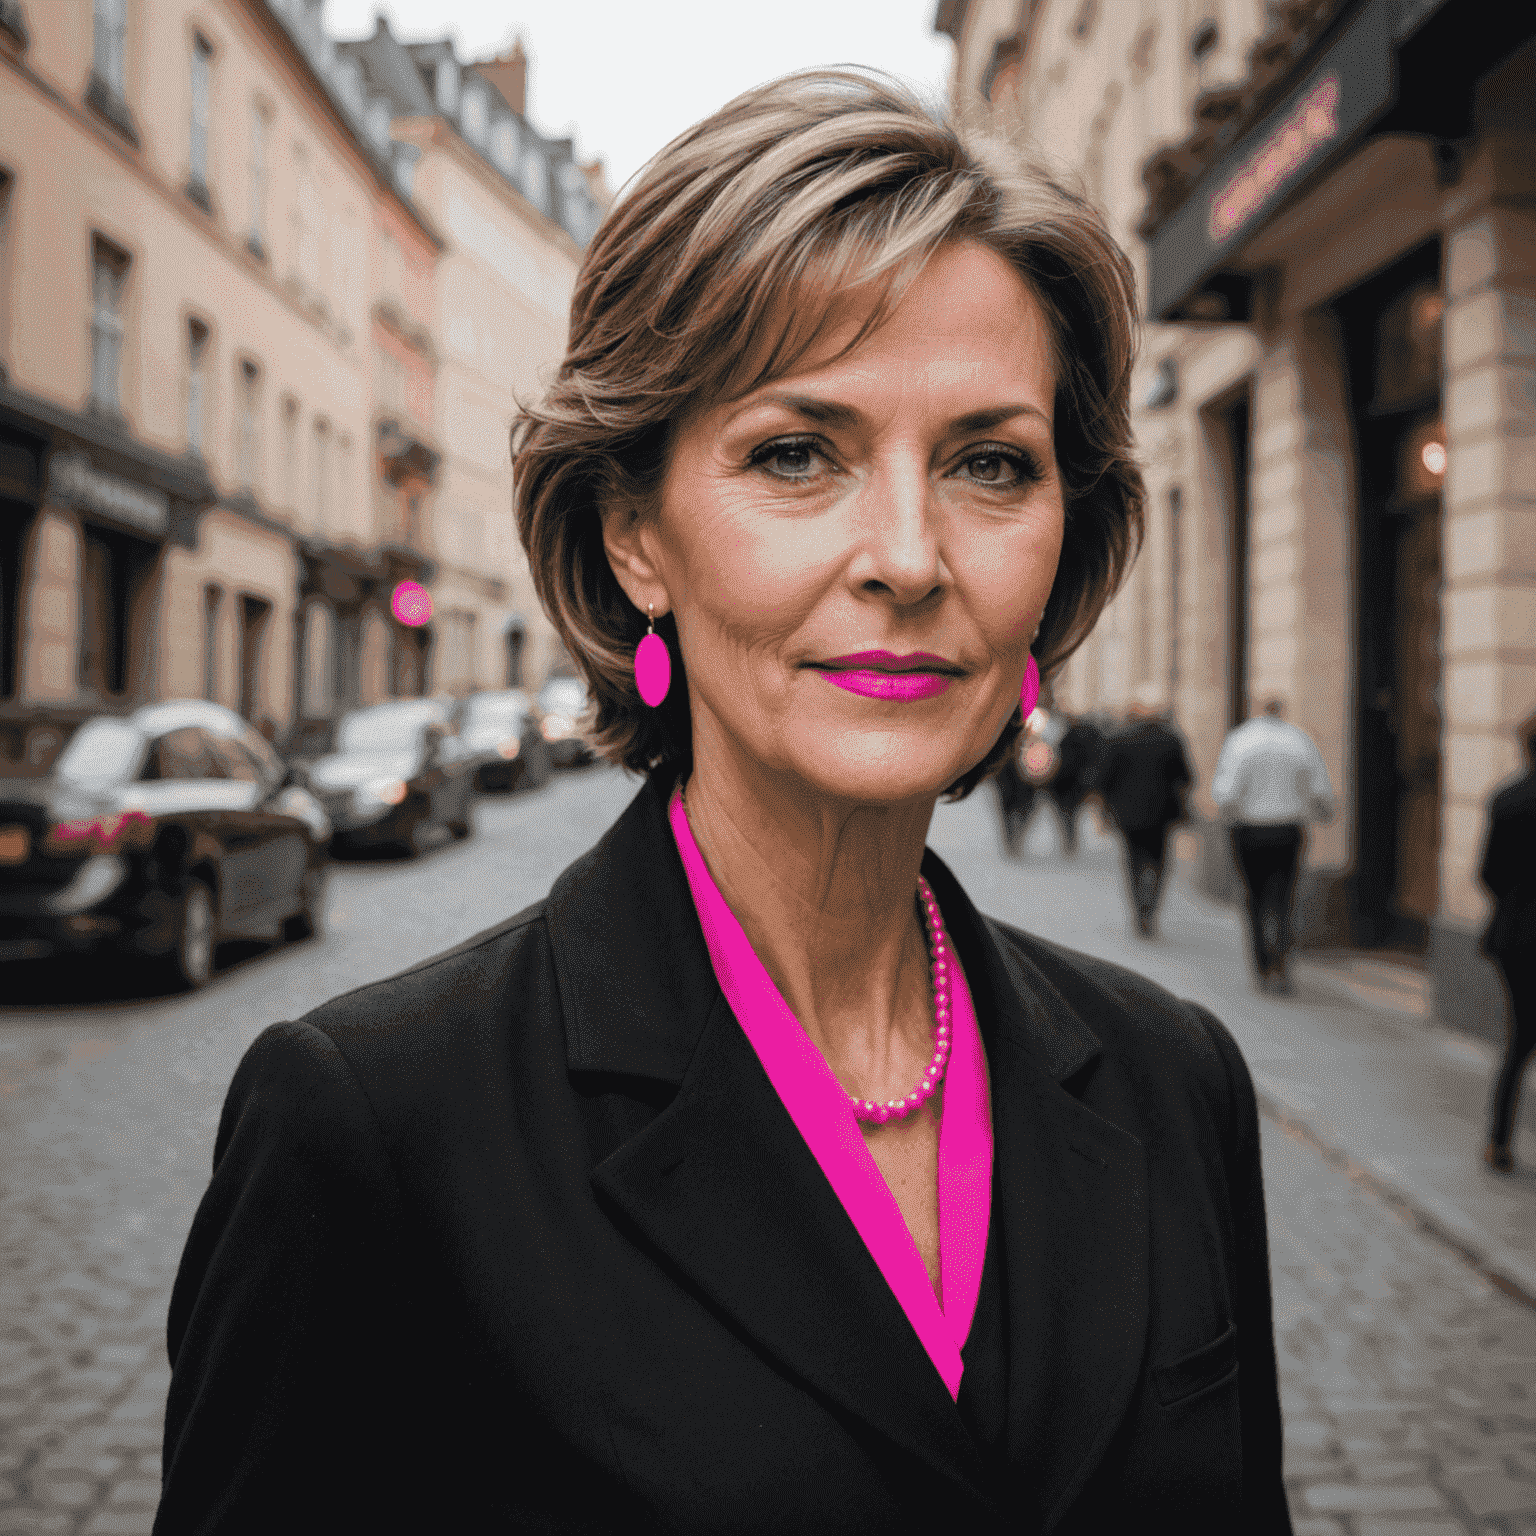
338, 23, 608, 698
939, 0, 1536, 1037
0, 0, 604, 749
0, 0, 441, 740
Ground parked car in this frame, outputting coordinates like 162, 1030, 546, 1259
459, 690, 553, 793
536, 676, 595, 768
303, 699, 476, 855
0, 699, 331, 991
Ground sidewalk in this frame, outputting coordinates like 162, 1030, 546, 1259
927, 792, 1536, 1304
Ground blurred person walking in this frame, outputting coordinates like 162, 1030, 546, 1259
1046, 714, 1106, 855
1211, 699, 1335, 996
1097, 686, 1193, 937
1478, 713, 1536, 1174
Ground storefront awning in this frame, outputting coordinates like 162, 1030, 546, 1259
1144, 0, 1536, 322
0, 379, 216, 544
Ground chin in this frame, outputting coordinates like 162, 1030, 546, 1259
768, 729, 986, 808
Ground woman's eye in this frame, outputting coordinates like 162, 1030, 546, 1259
958, 448, 1040, 487
750, 439, 824, 480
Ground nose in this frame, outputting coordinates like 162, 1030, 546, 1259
847, 450, 944, 608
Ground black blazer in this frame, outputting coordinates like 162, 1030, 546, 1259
1480, 767, 1536, 967
155, 772, 1292, 1534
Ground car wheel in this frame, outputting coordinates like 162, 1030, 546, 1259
284, 862, 327, 942
157, 877, 217, 992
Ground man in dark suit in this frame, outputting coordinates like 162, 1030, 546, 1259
1097, 689, 1194, 938
1479, 713, 1536, 1173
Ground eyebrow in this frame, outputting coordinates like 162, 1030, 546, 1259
743, 393, 1050, 433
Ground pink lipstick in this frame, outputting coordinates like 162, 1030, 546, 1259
812, 650, 960, 702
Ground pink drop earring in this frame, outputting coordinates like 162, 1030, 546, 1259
1020, 653, 1040, 717
634, 604, 671, 707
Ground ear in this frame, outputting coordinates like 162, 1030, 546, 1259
598, 497, 671, 620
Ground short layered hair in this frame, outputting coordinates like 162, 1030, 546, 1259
512, 68, 1144, 797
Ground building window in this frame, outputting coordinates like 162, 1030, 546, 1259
374, 344, 405, 415
238, 594, 271, 721
188, 33, 213, 208
491, 118, 519, 177
186, 316, 210, 453
291, 142, 319, 293
434, 57, 458, 116
279, 395, 299, 512
248, 101, 270, 258
311, 417, 330, 531
335, 433, 352, 535
522, 148, 548, 213
90, 234, 129, 413
203, 584, 223, 700
93, 0, 126, 97
461, 83, 487, 147
236, 359, 260, 488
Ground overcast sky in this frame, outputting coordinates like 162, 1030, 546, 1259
324, 0, 956, 196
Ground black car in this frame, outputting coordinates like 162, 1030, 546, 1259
458, 690, 553, 793
303, 699, 476, 855
536, 676, 595, 768
0, 699, 331, 990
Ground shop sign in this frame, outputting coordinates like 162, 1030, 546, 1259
47, 451, 169, 537
1208, 77, 1340, 243
1146, 0, 1394, 322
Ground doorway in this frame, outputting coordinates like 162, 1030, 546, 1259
0, 502, 28, 700
79, 523, 159, 700
1202, 386, 1252, 731
1334, 240, 1444, 950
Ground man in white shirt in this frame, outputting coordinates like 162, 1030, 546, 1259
1212, 697, 1336, 994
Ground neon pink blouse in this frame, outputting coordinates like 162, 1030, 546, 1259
668, 785, 993, 1400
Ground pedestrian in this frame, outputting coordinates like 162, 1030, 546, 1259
990, 743, 1039, 857
1477, 711, 1536, 1174
1211, 698, 1336, 995
155, 72, 1290, 1535
990, 706, 1056, 856
1097, 685, 1194, 937
1046, 713, 1106, 855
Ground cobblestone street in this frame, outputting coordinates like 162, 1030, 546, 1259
1, 766, 1533, 1532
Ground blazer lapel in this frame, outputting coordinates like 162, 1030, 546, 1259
923, 854, 1152, 1531
549, 776, 996, 1514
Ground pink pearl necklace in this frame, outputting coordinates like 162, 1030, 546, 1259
851, 875, 952, 1125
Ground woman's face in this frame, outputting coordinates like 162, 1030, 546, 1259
608, 240, 1066, 808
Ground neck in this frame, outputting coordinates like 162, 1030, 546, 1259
679, 743, 938, 1096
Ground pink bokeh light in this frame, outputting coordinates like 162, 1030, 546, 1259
391, 581, 433, 627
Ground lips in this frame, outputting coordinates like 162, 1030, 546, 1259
810, 650, 962, 702
815, 650, 963, 675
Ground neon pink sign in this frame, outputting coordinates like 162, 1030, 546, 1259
391, 580, 433, 627
1208, 76, 1340, 243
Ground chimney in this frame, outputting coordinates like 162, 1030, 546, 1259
476, 38, 527, 117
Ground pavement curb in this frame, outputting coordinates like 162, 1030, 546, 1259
1255, 1091, 1536, 1312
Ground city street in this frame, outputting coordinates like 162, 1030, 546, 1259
1, 765, 1533, 1534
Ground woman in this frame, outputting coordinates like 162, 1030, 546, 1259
155, 71, 1291, 1534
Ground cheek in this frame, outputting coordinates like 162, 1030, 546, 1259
673, 494, 833, 645
966, 509, 1064, 645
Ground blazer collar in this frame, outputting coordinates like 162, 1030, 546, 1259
546, 771, 1104, 1088
546, 773, 1149, 1525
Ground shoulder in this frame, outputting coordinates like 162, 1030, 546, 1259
289, 899, 555, 1070
985, 918, 1252, 1130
